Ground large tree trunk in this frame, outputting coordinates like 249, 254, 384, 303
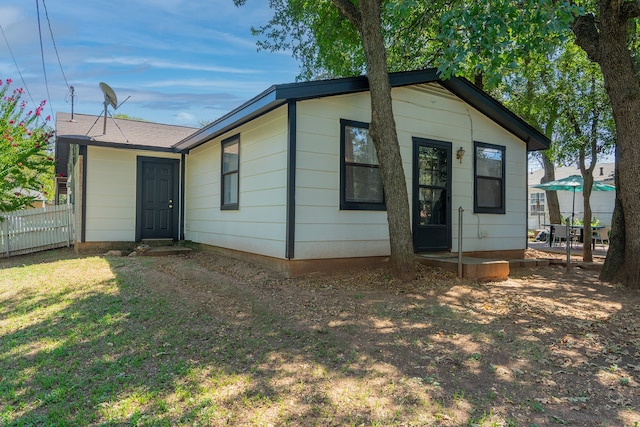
572, 1, 640, 288
541, 154, 561, 224
332, 0, 415, 281
577, 100, 600, 263
581, 169, 594, 262
601, 160, 626, 279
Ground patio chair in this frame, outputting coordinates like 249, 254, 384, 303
552, 226, 570, 247
552, 225, 577, 246
592, 226, 610, 248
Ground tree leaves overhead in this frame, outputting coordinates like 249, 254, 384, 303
240, 0, 365, 80
240, 0, 582, 85
434, 0, 581, 86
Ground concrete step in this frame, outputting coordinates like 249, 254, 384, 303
417, 254, 509, 281
138, 246, 193, 257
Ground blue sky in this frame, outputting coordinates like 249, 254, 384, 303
0, 0, 300, 128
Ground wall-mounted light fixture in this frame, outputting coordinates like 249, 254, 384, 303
456, 147, 465, 164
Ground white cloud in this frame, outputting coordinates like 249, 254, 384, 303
0, 6, 21, 26
141, 78, 269, 93
173, 111, 197, 126
84, 56, 259, 74
1, 0, 300, 127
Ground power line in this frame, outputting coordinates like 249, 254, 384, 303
36, 0, 55, 119
42, 0, 70, 91
0, 23, 37, 108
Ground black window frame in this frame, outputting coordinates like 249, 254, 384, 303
221, 134, 240, 210
473, 141, 505, 214
340, 119, 385, 211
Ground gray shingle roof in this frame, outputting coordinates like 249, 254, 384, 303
56, 112, 197, 150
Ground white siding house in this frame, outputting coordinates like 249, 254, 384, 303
184, 108, 289, 259
527, 163, 615, 230
56, 69, 550, 275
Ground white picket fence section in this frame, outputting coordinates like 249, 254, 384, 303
0, 204, 74, 257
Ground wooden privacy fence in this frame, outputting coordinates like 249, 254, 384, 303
0, 204, 74, 257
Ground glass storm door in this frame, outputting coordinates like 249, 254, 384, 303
412, 138, 452, 252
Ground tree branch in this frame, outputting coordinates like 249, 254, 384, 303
330, 0, 362, 29
621, 0, 640, 20
571, 13, 601, 63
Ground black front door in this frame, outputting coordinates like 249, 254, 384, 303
136, 157, 179, 241
412, 138, 452, 252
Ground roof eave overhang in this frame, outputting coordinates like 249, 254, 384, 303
438, 78, 550, 151
56, 134, 176, 153
172, 70, 445, 153
173, 87, 284, 153
172, 68, 549, 153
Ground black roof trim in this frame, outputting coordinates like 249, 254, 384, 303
438, 78, 548, 151
172, 68, 549, 152
54, 135, 175, 179
57, 135, 176, 153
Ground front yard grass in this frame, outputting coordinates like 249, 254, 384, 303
1, 248, 639, 426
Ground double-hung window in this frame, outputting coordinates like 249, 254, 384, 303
474, 141, 505, 214
340, 119, 385, 210
530, 192, 545, 216
221, 135, 239, 210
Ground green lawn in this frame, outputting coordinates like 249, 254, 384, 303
1, 248, 639, 426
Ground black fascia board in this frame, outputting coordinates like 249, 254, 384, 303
273, 76, 370, 100
272, 68, 441, 101
56, 134, 176, 153
438, 77, 550, 151
172, 87, 284, 152
172, 68, 549, 153
172, 69, 442, 153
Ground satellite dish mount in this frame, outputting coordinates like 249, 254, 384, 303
98, 82, 131, 135
99, 82, 118, 134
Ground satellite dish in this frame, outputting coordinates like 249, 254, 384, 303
99, 82, 118, 110
93, 81, 131, 136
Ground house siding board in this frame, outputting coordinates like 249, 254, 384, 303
297, 223, 390, 241
464, 108, 527, 248
294, 95, 393, 259
189, 231, 285, 257
184, 107, 288, 258
296, 240, 390, 259
292, 84, 528, 258
83, 146, 180, 242
294, 206, 386, 225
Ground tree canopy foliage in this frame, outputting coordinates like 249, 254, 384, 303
1, 78, 54, 214
241, 0, 640, 286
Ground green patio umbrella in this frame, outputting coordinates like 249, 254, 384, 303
533, 174, 615, 225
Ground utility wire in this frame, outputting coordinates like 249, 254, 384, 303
36, 0, 55, 119
0, 23, 37, 108
42, 0, 70, 92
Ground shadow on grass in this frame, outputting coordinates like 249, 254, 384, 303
1, 249, 639, 425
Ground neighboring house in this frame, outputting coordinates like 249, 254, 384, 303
10, 189, 47, 208
56, 69, 549, 276
527, 163, 615, 230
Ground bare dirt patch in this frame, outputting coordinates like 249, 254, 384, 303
125, 250, 639, 426
2, 247, 638, 426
